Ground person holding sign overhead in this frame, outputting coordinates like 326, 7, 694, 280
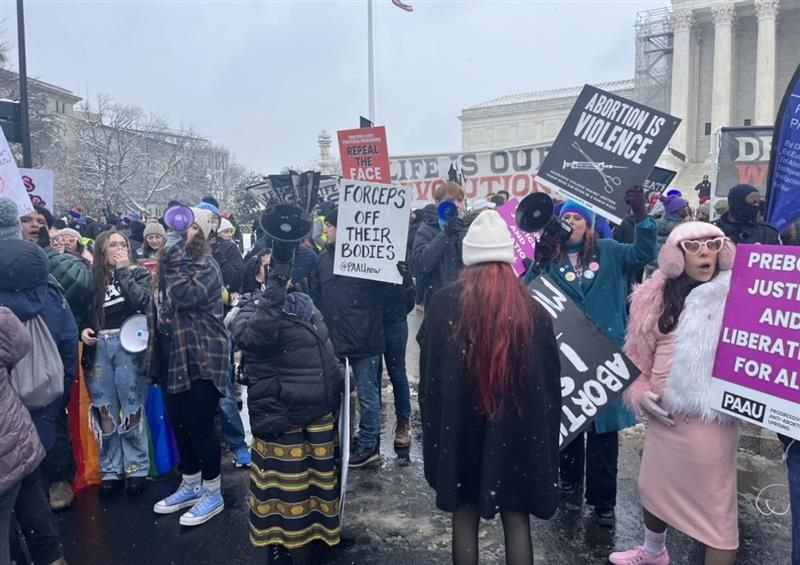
418, 210, 561, 565
524, 187, 656, 528
609, 222, 738, 565
80, 231, 153, 498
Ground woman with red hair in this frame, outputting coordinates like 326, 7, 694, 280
418, 210, 561, 565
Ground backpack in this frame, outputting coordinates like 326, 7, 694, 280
9, 315, 65, 409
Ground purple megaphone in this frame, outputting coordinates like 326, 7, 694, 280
163, 205, 194, 232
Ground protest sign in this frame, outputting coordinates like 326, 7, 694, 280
528, 275, 640, 448
338, 126, 391, 183
766, 63, 800, 232
391, 144, 551, 208
711, 126, 773, 218
643, 166, 677, 210
0, 128, 32, 216
333, 180, 411, 284
496, 198, 537, 276
19, 168, 55, 212
709, 245, 800, 440
535, 85, 681, 224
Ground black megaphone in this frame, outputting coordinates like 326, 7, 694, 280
259, 203, 313, 280
515, 192, 572, 243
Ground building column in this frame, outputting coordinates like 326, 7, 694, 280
754, 0, 780, 125
711, 4, 736, 130
669, 9, 695, 158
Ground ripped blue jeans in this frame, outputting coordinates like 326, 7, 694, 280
85, 332, 150, 480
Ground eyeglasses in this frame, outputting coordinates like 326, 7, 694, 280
679, 237, 725, 255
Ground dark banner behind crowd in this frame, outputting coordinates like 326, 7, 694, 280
713, 126, 774, 201
529, 275, 640, 449
644, 166, 677, 210
536, 84, 680, 224
766, 63, 800, 232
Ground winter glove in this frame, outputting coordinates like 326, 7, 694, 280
625, 186, 648, 223
521, 257, 533, 275
640, 390, 674, 426
396, 261, 410, 279
164, 231, 184, 250
534, 235, 560, 267
36, 226, 50, 249
445, 217, 464, 237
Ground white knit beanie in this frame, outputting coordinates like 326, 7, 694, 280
189, 207, 215, 240
461, 210, 515, 266
218, 218, 234, 234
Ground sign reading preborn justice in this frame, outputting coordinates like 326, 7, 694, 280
710, 245, 800, 440
333, 180, 411, 285
529, 275, 640, 449
338, 126, 391, 183
535, 84, 681, 224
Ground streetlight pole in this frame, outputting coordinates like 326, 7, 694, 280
16, 0, 32, 168
367, 0, 375, 123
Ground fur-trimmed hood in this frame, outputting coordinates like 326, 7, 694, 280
624, 269, 736, 423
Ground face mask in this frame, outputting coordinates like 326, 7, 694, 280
731, 201, 759, 223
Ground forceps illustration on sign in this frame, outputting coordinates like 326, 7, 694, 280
562, 142, 625, 194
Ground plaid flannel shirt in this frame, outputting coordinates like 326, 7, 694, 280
151, 239, 230, 396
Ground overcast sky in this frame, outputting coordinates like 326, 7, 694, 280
0, 0, 666, 174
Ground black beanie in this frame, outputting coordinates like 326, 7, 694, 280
326, 208, 338, 227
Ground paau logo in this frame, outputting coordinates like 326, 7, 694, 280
721, 391, 766, 423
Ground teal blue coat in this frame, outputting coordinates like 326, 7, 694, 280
525, 219, 657, 433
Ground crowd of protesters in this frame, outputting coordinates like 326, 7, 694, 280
0, 174, 797, 565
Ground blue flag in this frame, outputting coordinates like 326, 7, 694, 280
766, 63, 800, 232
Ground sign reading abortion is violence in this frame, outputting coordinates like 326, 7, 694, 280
710, 245, 800, 440
333, 180, 411, 285
529, 275, 640, 449
338, 126, 391, 183
536, 85, 680, 224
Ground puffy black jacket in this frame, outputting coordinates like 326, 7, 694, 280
231, 285, 344, 438
411, 214, 463, 306
714, 214, 781, 245
212, 239, 244, 293
309, 245, 387, 359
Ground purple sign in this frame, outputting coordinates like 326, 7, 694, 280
711, 245, 800, 439
496, 197, 537, 276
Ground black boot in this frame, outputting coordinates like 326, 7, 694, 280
267, 544, 292, 564
98, 479, 124, 498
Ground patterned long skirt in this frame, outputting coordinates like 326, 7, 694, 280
249, 413, 341, 549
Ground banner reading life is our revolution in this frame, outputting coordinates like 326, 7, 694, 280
710, 245, 800, 440
536, 84, 681, 224
333, 180, 411, 285
529, 275, 640, 449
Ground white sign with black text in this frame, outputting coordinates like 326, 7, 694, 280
333, 180, 411, 285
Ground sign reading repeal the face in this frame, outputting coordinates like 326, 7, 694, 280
528, 274, 640, 449
338, 126, 391, 183
333, 180, 411, 285
710, 244, 800, 440
535, 84, 681, 224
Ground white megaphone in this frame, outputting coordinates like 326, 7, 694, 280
119, 314, 149, 354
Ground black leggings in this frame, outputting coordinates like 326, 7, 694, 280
166, 380, 222, 480
452, 503, 532, 565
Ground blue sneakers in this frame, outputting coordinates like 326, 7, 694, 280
153, 481, 207, 514
179, 489, 225, 527
233, 447, 252, 468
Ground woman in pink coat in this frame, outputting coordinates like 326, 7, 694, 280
609, 222, 739, 565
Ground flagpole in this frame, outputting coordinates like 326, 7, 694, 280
367, 0, 375, 123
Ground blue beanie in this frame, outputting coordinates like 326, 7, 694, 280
196, 201, 221, 216
559, 201, 594, 227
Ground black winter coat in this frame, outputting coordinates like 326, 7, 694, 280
411, 216, 463, 306
417, 284, 561, 520
309, 245, 387, 359
231, 285, 344, 438
714, 214, 781, 245
212, 239, 244, 293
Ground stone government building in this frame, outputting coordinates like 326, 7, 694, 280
458, 0, 800, 201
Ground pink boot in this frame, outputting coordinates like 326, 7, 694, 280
608, 545, 669, 565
